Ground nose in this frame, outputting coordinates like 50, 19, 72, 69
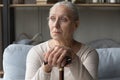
53, 19, 60, 29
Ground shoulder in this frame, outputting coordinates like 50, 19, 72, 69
27, 41, 49, 59
78, 43, 98, 62
80, 43, 96, 53
26, 41, 50, 63
32, 41, 49, 53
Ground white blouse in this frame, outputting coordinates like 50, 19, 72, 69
25, 41, 99, 80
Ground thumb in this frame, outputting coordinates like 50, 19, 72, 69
61, 56, 72, 67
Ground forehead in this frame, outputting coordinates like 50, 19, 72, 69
49, 5, 73, 17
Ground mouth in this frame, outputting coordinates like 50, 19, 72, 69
53, 31, 61, 34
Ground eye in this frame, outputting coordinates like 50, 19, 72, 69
49, 16, 56, 22
60, 17, 68, 22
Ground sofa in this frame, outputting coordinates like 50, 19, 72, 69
2, 44, 120, 80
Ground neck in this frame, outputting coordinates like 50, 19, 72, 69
51, 39, 75, 48
49, 39, 82, 54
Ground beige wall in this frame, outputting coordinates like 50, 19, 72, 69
15, 7, 120, 43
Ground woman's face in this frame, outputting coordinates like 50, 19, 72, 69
48, 5, 77, 41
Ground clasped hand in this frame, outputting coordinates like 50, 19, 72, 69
44, 45, 75, 68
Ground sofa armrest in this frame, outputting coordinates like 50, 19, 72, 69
3, 44, 33, 80
97, 48, 120, 79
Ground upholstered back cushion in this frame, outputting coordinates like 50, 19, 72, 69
97, 48, 120, 79
3, 44, 33, 80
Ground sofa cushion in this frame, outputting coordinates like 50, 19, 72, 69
99, 77, 120, 80
96, 48, 120, 79
3, 44, 33, 80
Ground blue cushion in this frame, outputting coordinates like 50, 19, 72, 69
97, 48, 120, 79
3, 44, 33, 80
99, 77, 120, 80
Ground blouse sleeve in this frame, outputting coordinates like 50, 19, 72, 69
69, 49, 99, 80
25, 47, 51, 80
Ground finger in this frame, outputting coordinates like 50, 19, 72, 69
61, 58, 66, 67
52, 47, 63, 66
44, 48, 54, 62
57, 49, 67, 66
48, 46, 60, 65
59, 56, 72, 67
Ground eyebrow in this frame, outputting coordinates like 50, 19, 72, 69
49, 14, 72, 18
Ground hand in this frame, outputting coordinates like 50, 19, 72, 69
44, 45, 74, 68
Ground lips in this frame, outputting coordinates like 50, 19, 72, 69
52, 31, 61, 34
53, 31, 61, 34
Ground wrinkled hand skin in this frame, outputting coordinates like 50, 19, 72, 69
44, 45, 75, 72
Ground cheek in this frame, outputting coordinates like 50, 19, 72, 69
64, 24, 75, 34
70, 27, 75, 33
48, 21, 53, 31
69, 23, 76, 32
61, 27, 72, 38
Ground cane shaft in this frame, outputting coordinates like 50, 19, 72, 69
59, 67, 64, 80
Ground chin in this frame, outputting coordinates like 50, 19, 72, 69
52, 37, 61, 40
51, 35, 62, 40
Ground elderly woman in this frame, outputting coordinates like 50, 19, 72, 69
25, 1, 99, 80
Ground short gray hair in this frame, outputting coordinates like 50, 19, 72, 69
50, 1, 79, 21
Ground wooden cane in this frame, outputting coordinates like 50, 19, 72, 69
59, 67, 64, 80
59, 56, 72, 80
